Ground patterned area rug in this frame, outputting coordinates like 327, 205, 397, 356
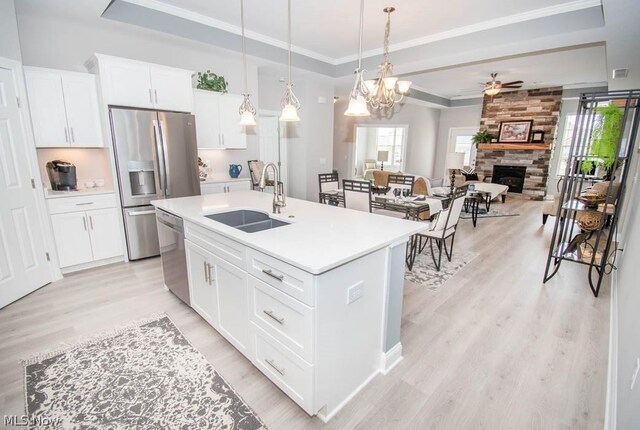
405, 250, 479, 290
460, 208, 520, 219
23, 315, 266, 430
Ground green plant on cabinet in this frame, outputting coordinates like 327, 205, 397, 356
196, 70, 229, 93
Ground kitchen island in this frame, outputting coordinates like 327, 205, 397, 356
152, 190, 424, 421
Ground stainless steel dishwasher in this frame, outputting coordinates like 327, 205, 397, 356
156, 209, 190, 305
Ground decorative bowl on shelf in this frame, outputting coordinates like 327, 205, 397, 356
577, 211, 603, 231
576, 193, 606, 208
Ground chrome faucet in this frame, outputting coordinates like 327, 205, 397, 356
259, 162, 286, 214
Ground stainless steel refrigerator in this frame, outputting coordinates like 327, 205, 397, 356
110, 108, 200, 260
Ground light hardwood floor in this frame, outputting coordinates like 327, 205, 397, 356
0, 199, 609, 429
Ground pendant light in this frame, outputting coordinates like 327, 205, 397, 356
238, 0, 257, 126
366, 7, 412, 111
344, 0, 370, 117
279, 0, 301, 122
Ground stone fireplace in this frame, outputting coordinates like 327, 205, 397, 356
475, 87, 562, 201
492, 165, 527, 193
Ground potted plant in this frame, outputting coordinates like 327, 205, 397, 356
471, 129, 493, 146
195, 70, 229, 93
581, 104, 623, 177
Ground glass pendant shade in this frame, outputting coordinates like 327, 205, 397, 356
280, 103, 300, 122
397, 80, 412, 94
383, 77, 398, 88
239, 109, 257, 126
344, 0, 370, 117
238, 0, 257, 126
345, 95, 370, 117
484, 87, 501, 96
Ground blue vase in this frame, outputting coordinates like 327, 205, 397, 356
228, 164, 242, 178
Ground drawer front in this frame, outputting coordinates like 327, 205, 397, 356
251, 323, 314, 414
185, 221, 246, 268
48, 193, 117, 214
249, 276, 314, 362
246, 249, 315, 306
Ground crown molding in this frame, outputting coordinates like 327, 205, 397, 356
120, 0, 602, 67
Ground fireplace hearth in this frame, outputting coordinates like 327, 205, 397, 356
492, 165, 527, 193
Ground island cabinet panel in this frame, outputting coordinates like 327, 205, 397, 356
185, 240, 220, 330
185, 222, 246, 268
210, 252, 250, 357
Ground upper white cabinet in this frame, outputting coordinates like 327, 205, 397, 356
24, 67, 103, 148
193, 90, 247, 149
87, 54, 194, 113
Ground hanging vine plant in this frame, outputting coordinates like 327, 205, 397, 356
581, 104, 623, 175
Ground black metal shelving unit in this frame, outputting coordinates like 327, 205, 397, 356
544, 90, 640, 297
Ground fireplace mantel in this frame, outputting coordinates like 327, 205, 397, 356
478, 143, 551, 150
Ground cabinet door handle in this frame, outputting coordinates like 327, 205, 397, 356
207, 262, 213, 285
262, 269, 284, 281
82, 216, 87, 231
75, 202, 93, 206
154, 89, 158, 104
89, 215, 94, 230
64, 127, 69, 143
203, 261, 209, 284
149, 88, 154, 104
263, 310, 285, 325
70, 127, 75, 143
265, 358, 286, 376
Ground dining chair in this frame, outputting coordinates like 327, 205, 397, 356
342, 179, 372, 213
409, 187, 466, 271
248, 160, 282, 192
318, 172, 339, 204
388, 174, 415, 196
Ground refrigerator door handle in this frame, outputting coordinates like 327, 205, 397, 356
158, 120, 171, 197
152, 119, 166, 198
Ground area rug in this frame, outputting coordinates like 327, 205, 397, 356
405, 250, 479, 290
460, 208, 520, 219
23, 315, 267, 430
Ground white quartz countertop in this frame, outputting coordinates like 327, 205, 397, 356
45, 188, 115, 199
152, 190, 425, 275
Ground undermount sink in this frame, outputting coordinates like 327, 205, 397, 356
205, 210, 289, 233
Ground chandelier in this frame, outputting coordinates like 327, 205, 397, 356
344, 0, 370, 117
238, 0, 256, 126
279, 0, 301, 122
365, 7, 412, 111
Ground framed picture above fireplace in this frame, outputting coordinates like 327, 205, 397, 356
497, 120, 533, 143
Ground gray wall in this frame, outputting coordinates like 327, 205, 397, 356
433, 105, 482, 179
0, 0, 22, 61
333, 100, 441, 181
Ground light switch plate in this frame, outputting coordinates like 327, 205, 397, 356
347, 281, 364, 304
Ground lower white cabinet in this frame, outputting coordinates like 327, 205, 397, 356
186, 240, 220, 329
200, 179, 251, 195
47, 194, 122, 270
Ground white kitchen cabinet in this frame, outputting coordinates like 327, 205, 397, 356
193, 90, 247, 149
186, 241, 220, 329
24, 67, 103, 148
47, 193, 123, 271
86, 208, 123, 261
200, 179, 251, 195
87, 54, 194, 112
50, 212, 94, 268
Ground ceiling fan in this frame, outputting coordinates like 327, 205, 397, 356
483, 73, 523, 97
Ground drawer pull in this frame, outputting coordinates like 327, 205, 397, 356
263, 310, 285, 325
203, 261, 209, 284
262, 269, 284, 281
265, 358, 285, 376
75, 202, 94, 206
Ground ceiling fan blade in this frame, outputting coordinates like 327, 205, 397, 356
501, 80, 523, 86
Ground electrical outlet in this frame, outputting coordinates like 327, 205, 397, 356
347, 282, 364, 304
631, 357, 640, 390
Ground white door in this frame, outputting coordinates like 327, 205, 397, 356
23, 68, 69, 147
61, 74, 103, 148
86, 208, 122, 261
50, 212, 93, 268
218, 94, 247, 149
193, 90, 222, 149
0, 64, 52, 308
150, 66, 193, 113
186, 241, 219, 329
103, 59, 153, 108
447, 126, 479, 176
212, 252, 249, 355
259, 115, 287, 194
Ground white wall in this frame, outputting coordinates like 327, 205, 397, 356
433, 104, 482, 178
0, 0, 22, 61
333, 100, 441, 181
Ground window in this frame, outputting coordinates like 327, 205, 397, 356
556, 114, 577, 176
454, 135, 474, 166
375, 127, 406, 171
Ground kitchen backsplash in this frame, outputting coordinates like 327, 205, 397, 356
36, 148, 114, 190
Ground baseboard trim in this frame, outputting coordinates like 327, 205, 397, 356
381, 342, 403, 375
605, 269, 618, 430
61, 255, 124, 274
316, 368, 380, 423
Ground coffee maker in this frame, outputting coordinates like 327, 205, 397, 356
46, 160, 77, 191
